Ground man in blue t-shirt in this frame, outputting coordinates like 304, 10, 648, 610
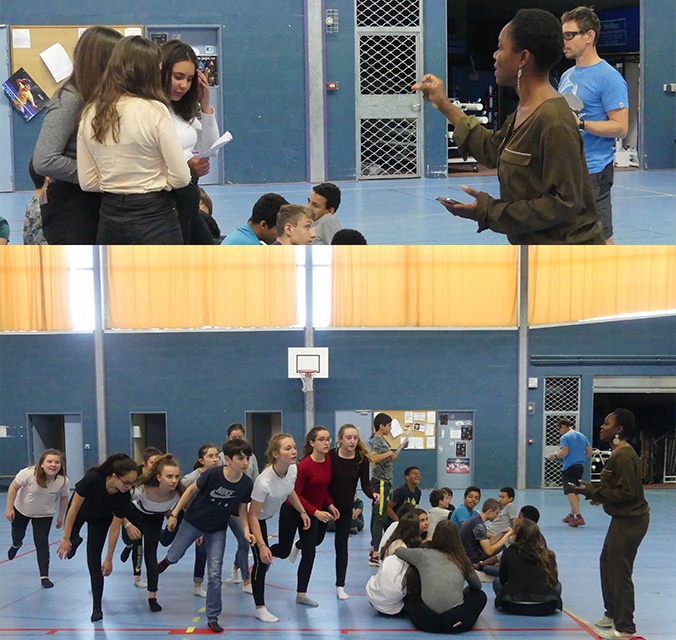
450, 486, 481, 528
549, 418, 592, 527
159, 439, 254, 634
558, 6, 629, 244
221, 192, 287, 245
387, 466, 422, 523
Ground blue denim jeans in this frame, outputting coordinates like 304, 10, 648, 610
228, 515, 250, 579
166, 520, 226, 621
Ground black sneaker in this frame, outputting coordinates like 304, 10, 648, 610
67, 535, 83, 560
368, 552, 380, 567
41, 578, 54, 589
207, 619, 224, 633
90, 607, 103, 622
7, 543, 22, 560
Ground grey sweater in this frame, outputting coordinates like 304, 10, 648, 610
395, 547, 481, 613
33, 83, 82, 183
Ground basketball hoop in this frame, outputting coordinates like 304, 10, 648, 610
298, 369, 317, 393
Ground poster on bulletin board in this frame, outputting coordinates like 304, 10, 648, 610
373, 410, 436, 450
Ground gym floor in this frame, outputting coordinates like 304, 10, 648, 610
1, 169, 674, 245
0, 487, 672, 639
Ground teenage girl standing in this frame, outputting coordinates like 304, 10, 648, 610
113, 454, 182, 612
57, 453, 141, 622
77, 36, 190, 244
5, 449, 70, 588
248, 434, 310, 622
33, 26, 122, 244
179, 443, 220, 597
327, 424, 378, 600
270, 426, 339, 607
160, 40, 218, 244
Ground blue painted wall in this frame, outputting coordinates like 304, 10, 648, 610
0, 0, 307, 190
641, 0, 676, 169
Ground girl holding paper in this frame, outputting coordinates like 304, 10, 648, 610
160, 40, 220, 244
77, 36, 190, 244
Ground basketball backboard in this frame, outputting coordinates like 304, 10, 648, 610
287, 347, 329, 378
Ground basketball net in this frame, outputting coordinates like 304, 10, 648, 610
298, 369, 317, 393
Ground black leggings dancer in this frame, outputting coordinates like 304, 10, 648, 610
11, 509, 53, 578
68, 513, 112, 611
122, 510, 164, 593
333, 506, 354, 587
269, 502, 327, 594
251, 518, 270, 607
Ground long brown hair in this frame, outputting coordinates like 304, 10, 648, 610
512, 518, 558, 588
380, 511, 421, 560
301, 426, 330, 458
136, 453, 183, 494
161, 39, 200, 121
428, 519, 474, 577
34, 449, 66, 489
69, 26, 123, 103
88, 36, 168, 143
337, 423, 373, 464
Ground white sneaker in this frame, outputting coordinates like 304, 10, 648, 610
336, 586, 350, 600
194, 586, 207, 597
288, 543, 299, 564
134, 578, 147, 589
595, 615, 614, 628
597, 628, 634, 639
231, 567, 243, 583
242, 582, 253, 594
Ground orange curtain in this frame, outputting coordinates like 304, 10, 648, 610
0, 247, 72, 331
106, 247, 298, 329
529, 246, 676, 325
331, 246, 518, 327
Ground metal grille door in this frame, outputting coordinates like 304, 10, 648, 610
356, 0, 423, 179
542, 376, 581, 487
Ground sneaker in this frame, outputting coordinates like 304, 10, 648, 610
134, 578, 148, 589
207, 619, 224, 633
562, 513, 576, 524
7, 543, 22, 560
242, 582, 253, 594
597, 628, 635, 639
90, 607, 103, 623
368, 552, 380, 567
194, 586, 207, 597
595, 615, 614, 628
41, 578, 54, 589
231, 567, 242, 583
569, 515, 585, 527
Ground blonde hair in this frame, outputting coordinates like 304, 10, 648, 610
337, 423, 373, 464
265, 433, 295, 467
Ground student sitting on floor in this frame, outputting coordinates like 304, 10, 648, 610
428, 488, 454, 538
396, 520, 487, 634
487, 486, 519, 537
378, 502, 417, 555
450, 485, 481, 528
493, 518, 562, 616
459, 498, 512, 577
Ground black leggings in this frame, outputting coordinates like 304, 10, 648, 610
404, 589, 488, 634
175, 182, 214, 245
69, 513, 112, 609
11, 508, 53, 576
269, 502, 327, 593
334, 507, 353, 587
122, 508, 164, 592
251, 518, 270, 606
41, 180, 101, 244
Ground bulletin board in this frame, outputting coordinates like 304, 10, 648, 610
374, 410, 437, 450
10, 25, 144, 98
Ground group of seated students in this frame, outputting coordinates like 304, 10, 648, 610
366, 484, 562, 634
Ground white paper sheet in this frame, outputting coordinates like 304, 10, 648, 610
425, 423, 435, 436
125, 27, 143, 36
449, 429, 462, 439
426, 437, 435, 449
12, 29, 31, 49
195, 131, 233, 158
404, 411, 413, 423
409, 436, 424, 449
390, 418, 403, 439
413, 412, 426, 421
426, 411, 435, 423
39, 43, 73, 83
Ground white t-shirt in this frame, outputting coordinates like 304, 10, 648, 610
250, 464, 297, 520
13, 467, 70, 517
365, 554, 408, 615
428, 506, 451, 537
170, 110, 220, 159
378, 521, 399, 554
487, 501, 519, 535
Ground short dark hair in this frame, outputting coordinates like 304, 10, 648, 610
464, 485, 481, 498
373, 412, 392, 430
227, 423, 245, 437
557, 418, 574, 429
500, 486, 515, 500
561, 6, 601, 46
482, 497, 500, 513
199, 187, 213, 216
519, 505, 540, 523
429, 488, 447, 507
331, 228, 367, 245
202, 212, 221, 240
222, 437, 252, 459
28, 156, 46, 190
404, 466, 420, 477
142, 447, 163, 462
442, 487, 454, 498
312, 182, 341, 212
396, 501, 417, 518
612, 408, 637, 439
250, 193, 288, 227
509, 8, 563, 74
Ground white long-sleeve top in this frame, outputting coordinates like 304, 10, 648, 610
77, 96, 190, 194
171, 110, 219, 159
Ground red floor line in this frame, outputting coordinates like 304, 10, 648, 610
0, 541, 60, 564
564, 608, 606, 639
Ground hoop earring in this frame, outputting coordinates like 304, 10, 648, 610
612, 434, 621, 446
517, 67, 523, 94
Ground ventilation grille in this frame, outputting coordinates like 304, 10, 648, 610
359, 35, 417, 95
360, 118, 418, 177
356, 0, 420, 27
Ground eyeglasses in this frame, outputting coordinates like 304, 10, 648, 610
562, 30, 586, 41
117, 476, 136, 488
315, 437, 332, 443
